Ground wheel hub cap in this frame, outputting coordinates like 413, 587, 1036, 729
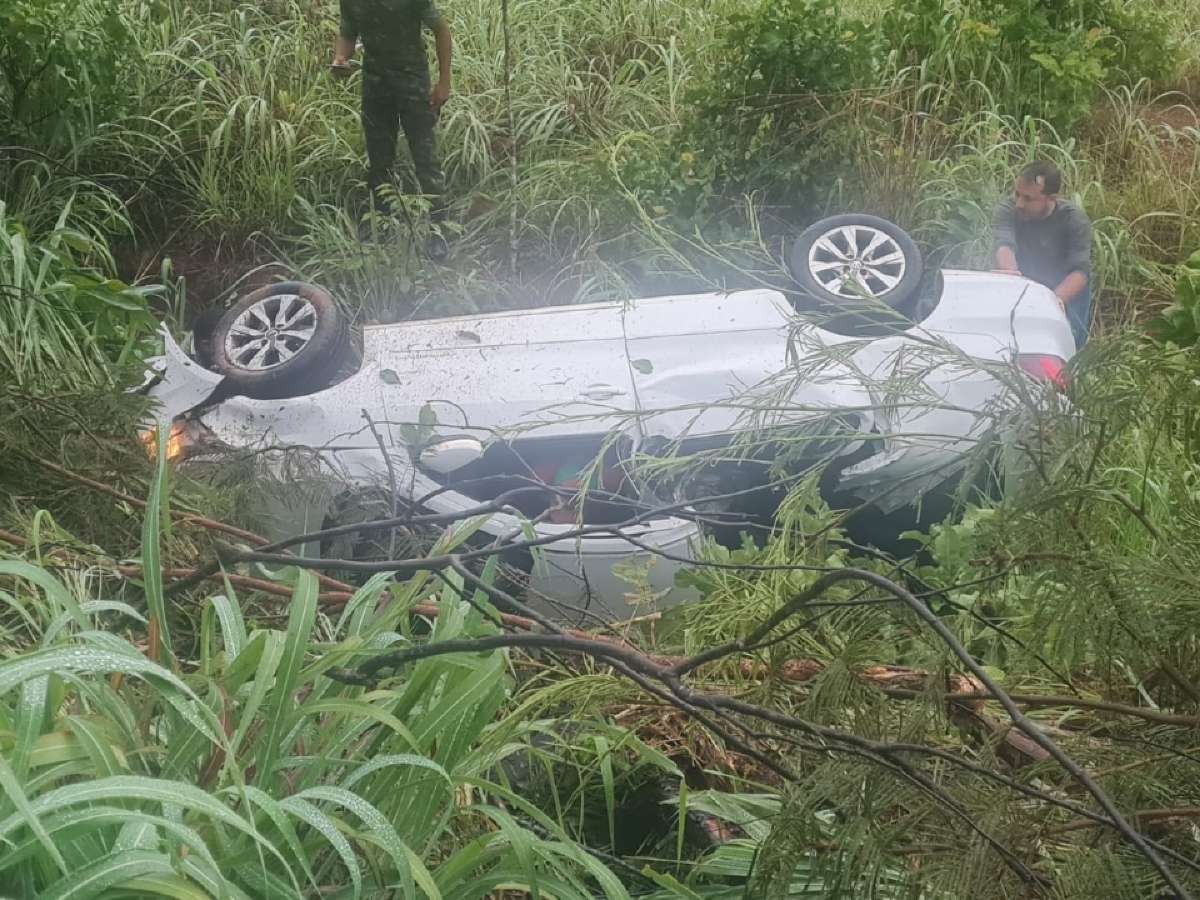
807, 224, 907, 299
224, 293, 317, 371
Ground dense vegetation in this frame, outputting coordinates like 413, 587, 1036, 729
4, 0, 1200, 896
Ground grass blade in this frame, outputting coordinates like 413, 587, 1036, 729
39, 849, 177, 900
255, 569, 317, 789
278, 795, 362, 900
0, 752, 67, 875
141, 420, 172, 668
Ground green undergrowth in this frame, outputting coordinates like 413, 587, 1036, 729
5, 328, 1200, 896
5, 0, 1200, 896
2, 0, 1198, 325
0, 510, 641, 898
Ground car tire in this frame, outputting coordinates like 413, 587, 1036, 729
190, 306, 225, 370
788, 214, 924, 311
211, 281, 348, 399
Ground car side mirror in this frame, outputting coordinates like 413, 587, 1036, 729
419, 437, 485, 474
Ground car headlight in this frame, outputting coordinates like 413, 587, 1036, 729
138, 419, 214, 463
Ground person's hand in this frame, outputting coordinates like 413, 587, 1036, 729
330, 58, 352, 80
430, 80, 450, 113
992, 266, 1021, 276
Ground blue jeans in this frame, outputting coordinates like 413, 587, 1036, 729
1065, 285, 1092, 350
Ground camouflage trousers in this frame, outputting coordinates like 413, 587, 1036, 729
361, 69, 446, 221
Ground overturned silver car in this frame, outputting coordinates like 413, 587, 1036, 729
140, 215, 1075, 622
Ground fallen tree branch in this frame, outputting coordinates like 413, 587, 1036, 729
117, 565, 355, 606
1048, 807, 1200, 836
7, 524, 1188, 740
881, 688, 1200, 729
338, 565, 1195, 897
28, 455, 265, 545
21, 455, 358, 597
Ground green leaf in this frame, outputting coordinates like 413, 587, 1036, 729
471, 805, 540, 900
9, 675, 48, 785
231, 632, 284, 757
380, 368, 401, 385
636, 866, 705, 899
0, 647, 216, 744
225, 630, 269, 693
141, 419, 172, 667
64, 715, 125, 778
341, 752, 451, 792
256, 570, 317, 788
229, 784, 317, 892
114, 818, 159, 852
0, 752, 67, 874
279, 796, 362, 900
593, 734, 617, 850
119, 873, 216, 900
336, 572, 394, 637
675, 780, 688, 864
0, 561, 86, 635
39, 849, 177, 900
44, 601, 145, 645
1177, 272, 1200, 309
631, 358, 654, 374
297, 786, 415, 898
0, 806, 217, 881
209, 592, 247, 659
301, 701, 420, 751
403, 843, 443, 900
26, 730, 89, 770
0, 776, 293, 874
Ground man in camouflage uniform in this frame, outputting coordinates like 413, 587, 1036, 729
333, 0, 452, 257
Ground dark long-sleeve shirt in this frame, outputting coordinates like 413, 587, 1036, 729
992, 197, 1092, 292
339, 0, 443, 76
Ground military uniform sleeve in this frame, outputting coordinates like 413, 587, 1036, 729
1064, 205, 1092, 278
991, 197, 1018, 252
338, 0, 360, 41
421, 1, 445, 28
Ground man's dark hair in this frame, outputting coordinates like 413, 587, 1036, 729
1019, 160, 1062, 195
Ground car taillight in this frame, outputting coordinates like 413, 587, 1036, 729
1016, 354, 1069, 392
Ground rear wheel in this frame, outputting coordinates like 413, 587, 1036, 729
211, 281, 348, 399
788, 214, 924, 312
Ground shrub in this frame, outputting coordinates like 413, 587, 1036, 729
671, 0, 881, 206
0, 200, 159, 389
881, 0, 1178, 126
1148, 248, 1200, 345
0, 0, 139, 145
709, 0, 881, 99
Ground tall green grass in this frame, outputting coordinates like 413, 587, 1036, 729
6, 0, 1199, 324
0, 199, 159, 389
0, 517, 640, 897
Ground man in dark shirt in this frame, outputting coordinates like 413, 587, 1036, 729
333, 0, 452, 258
992, 161, 1093, 347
